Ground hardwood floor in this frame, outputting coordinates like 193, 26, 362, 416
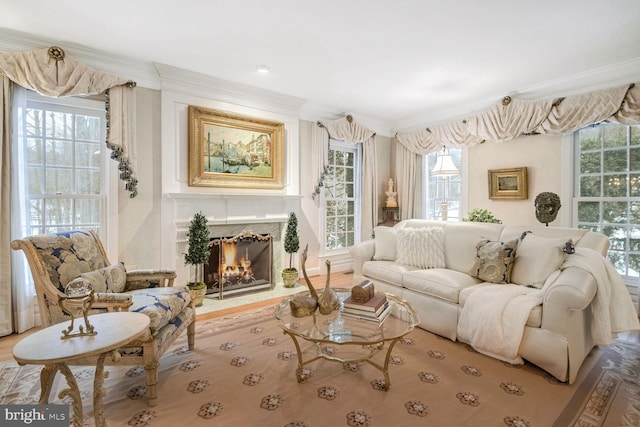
0, 271, 355, 361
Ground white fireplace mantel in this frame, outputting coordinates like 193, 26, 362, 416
167, 193, 302, 225
163, 192, 302, 286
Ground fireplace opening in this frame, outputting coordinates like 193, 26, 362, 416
205, 231, 273, 299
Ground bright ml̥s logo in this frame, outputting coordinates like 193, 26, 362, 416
1, 405, 68, 426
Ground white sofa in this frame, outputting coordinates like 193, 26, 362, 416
349, 219, 611, 383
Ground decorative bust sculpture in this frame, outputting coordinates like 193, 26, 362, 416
385, 178, 397, 207
535, 192, 561, 226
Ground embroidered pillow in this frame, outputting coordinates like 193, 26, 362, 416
471, 239, 518, 284
395, 227, 445, 269
80, 262, 127, 293
373, 226, 398, 261
511, 232, 568, 288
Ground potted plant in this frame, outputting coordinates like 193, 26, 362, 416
184, 211, 210, 306
282, 212, 300, 288
463, 208, 502, 224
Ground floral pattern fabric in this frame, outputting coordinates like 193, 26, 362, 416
127, 287, 191, 334
27, 230, 109, 292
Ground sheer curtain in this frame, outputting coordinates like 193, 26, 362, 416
0, 77, 11, 335
10, 85, 35, 333
0, 46, 137, 335
394, 142, 422, 220
0, 81, 31, 336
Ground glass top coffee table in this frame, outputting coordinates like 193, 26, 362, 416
273, 288, 419, 390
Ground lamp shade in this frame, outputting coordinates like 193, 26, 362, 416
430, 149, 459, 177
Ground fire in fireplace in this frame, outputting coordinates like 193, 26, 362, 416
205, 230, 273, 299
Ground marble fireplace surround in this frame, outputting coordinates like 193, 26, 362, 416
167, 193, 302, 289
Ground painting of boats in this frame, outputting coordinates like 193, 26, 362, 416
188, 106, 284, 189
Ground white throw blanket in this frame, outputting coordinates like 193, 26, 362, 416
563, 247, 640, 345
457, 247, 640, 364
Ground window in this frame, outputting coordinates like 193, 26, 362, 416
322, 139, 360, 252
574, 123, 640, 279
425, 148, 462, 221
17, 92, 111, 237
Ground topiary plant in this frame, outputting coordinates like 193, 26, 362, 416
463, 208, 502, 224
184, 212, 210, 288
283, 212, 300, 271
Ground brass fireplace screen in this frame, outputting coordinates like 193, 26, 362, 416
205, 231, 273, 299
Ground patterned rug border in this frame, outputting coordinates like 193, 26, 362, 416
552, 339, 640, 426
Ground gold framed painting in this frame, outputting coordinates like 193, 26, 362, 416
488, 167, 528, 200
188, 106, 285, 189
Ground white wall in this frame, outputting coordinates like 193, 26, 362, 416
467, 133, 568, 227
117, 87, 164, 269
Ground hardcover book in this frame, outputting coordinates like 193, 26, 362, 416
343, 300, 389, 318
343, 293, 387, 312
341, 304, 392, 323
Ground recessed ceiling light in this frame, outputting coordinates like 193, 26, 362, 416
256, 64, 270, 73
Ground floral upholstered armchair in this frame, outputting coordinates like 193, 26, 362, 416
11, 230, 196, 407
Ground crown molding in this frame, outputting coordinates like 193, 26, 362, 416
154, 63, 306, 118
0, 28, 161, 89
393, 56, 640, 133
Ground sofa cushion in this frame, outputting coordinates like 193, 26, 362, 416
511, 232, 568, 288
459, 284, 542, 327
442, 222, 504, 275
396, 226, 445, 269
402, 269, 481, 303
362, 261, 419, 287
471, 239, 518, 284
373, 226, 397, 261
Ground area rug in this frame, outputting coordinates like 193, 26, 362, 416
1, 307, 639, 427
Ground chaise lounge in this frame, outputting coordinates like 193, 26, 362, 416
11, 230, 196, 406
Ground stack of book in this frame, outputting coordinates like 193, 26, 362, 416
342, 293, 390, 323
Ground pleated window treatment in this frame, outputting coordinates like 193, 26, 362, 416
394, 82, 640, 219
0, 47, 137, 335
0, 46, 138, 197
315, 116, 378, 241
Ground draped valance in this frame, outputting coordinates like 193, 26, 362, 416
396, 82, 640, 155
323, 115, 376, 143
0, 46, 139, 197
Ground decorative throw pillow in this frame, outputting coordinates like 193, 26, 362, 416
511, 232, 568, 288
373, 226, 398, 261
395, 227, 445, 269
80, 262, 127, 293
471, 239, 518, 284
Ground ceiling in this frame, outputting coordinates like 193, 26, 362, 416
1, 0, 640, 132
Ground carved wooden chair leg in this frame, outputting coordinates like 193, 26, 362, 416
187, 319, 196, 351
143, 342, 160, 407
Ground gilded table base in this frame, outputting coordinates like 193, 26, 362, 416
282, 329, 403, 390
35, 352, 113, 427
